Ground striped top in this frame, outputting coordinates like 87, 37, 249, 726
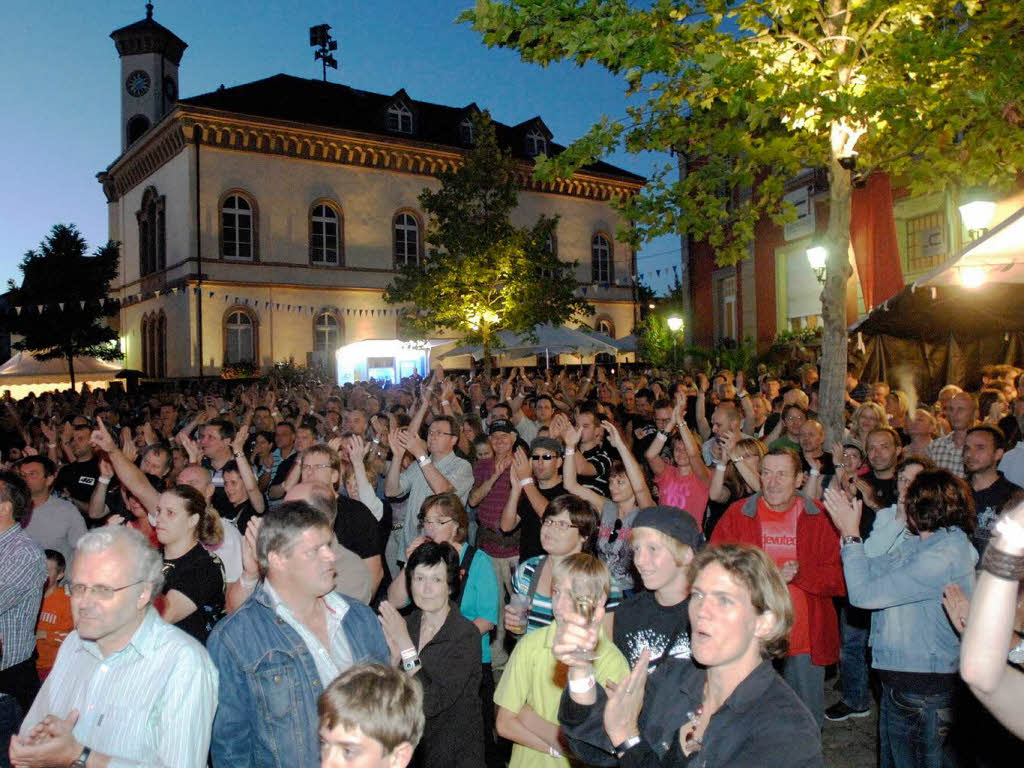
20, 607, 219, 768
0, 522, 46, 682
512, 556, 622, 634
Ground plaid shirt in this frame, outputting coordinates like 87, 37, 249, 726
926, 433, 966, 478
0, 522, 47, 677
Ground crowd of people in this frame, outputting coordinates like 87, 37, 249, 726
1, 359, 1024, 767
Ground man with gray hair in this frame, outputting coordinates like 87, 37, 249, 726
208, 500, 388, 768
10, 526, 218, 768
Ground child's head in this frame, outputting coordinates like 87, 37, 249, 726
44, 549, 66, 589
318, 664, 424, 768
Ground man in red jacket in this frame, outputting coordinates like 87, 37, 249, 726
711, 447, 844, 728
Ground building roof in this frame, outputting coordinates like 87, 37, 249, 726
180, 74, 645, 183
110, 5, 188, 65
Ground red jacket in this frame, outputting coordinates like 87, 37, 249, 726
710, 493, 845, 666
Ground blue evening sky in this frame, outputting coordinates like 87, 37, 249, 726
0, 0, 682, 296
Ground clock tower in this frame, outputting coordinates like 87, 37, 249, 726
110, 3, 188, 153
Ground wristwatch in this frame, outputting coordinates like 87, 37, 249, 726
614, 735, 641, 758
841, 535, 863, 548
71, 746, 91, 768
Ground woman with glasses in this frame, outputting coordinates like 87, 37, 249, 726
153, 484, 226, 643
379, 541, 484, 768
506, 495, 604, 636
563, 420, 654, 596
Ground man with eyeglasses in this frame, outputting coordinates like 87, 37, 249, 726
387, 415, 474, 557
11, 525, 217, 768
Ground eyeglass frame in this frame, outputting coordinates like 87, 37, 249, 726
542, 518, 579, 531
530, 453, 557, 461
417, 513, 454, 528
69, 580, 146, 600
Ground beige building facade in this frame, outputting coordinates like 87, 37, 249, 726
100, 9, 643, 380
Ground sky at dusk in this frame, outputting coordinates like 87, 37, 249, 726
0, 0, 683, 295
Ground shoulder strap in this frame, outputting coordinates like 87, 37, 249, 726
455, 545, 477, 604
526, 556, 548, 603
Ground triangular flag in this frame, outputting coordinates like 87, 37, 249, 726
154, 290, 160, 298
15, 307, 21, 315
58, 302, 65, 311
80, 300, 86, 309
37, 305, 44, 313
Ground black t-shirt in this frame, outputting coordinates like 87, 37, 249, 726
801, 453, 837, 482
516, 481, 565, 561
631, 418, 658, 461
335, 496, 383, 560
581, 443, 613, 497
162, 543, 226, 643
200, 458, 236, 521
55, 457, 101, 507
232, 499, 261, 538
857, 471, 896, 538
973, 473, 1024, 555
612, 591, 691, 672
271, 452, 299, 487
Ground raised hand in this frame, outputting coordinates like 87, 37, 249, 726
823, 486, 863, 538
90, 417, 117, 454
601, 420, 625, 449
120, 427, 138, 463
510, 447, 531, 483
345, 434, 370, 462
603, 649, 651, 745
178, 431, 202, 465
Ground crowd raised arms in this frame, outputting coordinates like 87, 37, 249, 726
2, 360, 1024, 767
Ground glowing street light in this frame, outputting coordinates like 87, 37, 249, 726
960, 266, 987, 289
667, 315, 683, 368
958, 190, 996, 240
806, 246, 827, 284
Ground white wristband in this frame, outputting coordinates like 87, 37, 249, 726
417, 455, 432, 468
519, 477, 534, 488
400, 647, 418, 660
441, 399, 450, 406
568, 675, 595, 693
240, 574, 259, 591
98, 476, 112, 485
564, 448, 576, 456
715, 464, 727, 472
809, 468, 821, 477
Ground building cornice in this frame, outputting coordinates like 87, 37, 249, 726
99, 106, 645, 204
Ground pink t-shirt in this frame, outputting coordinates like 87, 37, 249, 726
655, 464, 708, 528
758, 497, 810, 656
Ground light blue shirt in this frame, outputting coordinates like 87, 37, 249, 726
20, 607, 218, 768
263, 580, 352, 686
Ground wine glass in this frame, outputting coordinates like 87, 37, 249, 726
566, 581, 601, 662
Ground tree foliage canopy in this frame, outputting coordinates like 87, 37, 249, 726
462, 0, 1024, 440
5, 224, 121, 386
383, 112, 592, 355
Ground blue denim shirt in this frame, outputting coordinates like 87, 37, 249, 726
207, 582, 389, 768
842, 527, 977, 674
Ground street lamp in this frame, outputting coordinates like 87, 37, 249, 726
667, 315, 683, 368
806, 246, 827, 284
958, 189, 996, 240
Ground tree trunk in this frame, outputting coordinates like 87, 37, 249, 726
818, 128, 854, 446
66, 350, 77, 393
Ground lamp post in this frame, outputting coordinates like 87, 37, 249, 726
806, 246, 827, 285
667, 315, 683, 368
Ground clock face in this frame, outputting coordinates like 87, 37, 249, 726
125, 70, 151, 98
163, 76, 178, 104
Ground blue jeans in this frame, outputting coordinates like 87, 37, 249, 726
839, 600, 871, 710
0, 695, 22, 768
879, 684, 956, 768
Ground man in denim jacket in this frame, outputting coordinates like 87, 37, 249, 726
208, 500, 388, 767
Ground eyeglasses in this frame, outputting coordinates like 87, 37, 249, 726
69, 580, 145, 600
303, 463, 332, 471
427, 430, 453, 438
531, 454, 556, 461
418, 515, 454, 527
542, 518, 578, 530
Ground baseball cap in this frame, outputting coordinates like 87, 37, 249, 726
529, 436, 564, 457
489, 419, 516, 434
632, 506, 705, 551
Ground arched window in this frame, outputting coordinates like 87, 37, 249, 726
540, 233, 557, 279
312, 311, 341, 370
221, 193, 255, 261
140, 314, 151, 377
525, 129, 547, 156
155, 311, 166, 378
310, 203, 343, 265
459, 118, 475, 145
127, 114, 151, 146
597, 319, 615, 337
394, 212, 421, 268
591, 234, 613, 284
224, 309, 257, 364
386, 103, 414, 134
137, 187, 166, 277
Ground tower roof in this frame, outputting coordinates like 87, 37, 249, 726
110, 3, 187, 65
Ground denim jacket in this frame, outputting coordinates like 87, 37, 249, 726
842, 527, 977, 674
207, 582, 388, 768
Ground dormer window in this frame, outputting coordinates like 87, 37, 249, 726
386, 103, 414, 134
525, 129, 547, 156
459, 118, 475, 145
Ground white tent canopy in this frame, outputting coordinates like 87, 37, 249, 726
0, 351, 124, 397
438, 324, 619, 363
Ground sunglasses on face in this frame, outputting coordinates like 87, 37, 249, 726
531, 454, 556, 461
